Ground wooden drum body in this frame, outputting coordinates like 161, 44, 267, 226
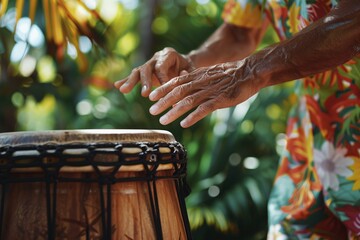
0, 129, 191, 240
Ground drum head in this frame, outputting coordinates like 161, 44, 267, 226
0, 129, 176, 146
0, 129, 185, 173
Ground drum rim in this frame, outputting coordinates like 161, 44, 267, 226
0, 129, 176, 146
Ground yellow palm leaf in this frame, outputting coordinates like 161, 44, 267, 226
29, 0, 38, 23
1, 0, 108, 71
51, 0, 63, 45
42, 0, 52, 41
0, 0, 9, 18
15, 0, 24, 22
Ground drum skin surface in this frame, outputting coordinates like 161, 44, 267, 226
0, 129, 176, 145
0, 129, 190, 240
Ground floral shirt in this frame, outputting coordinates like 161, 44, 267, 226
222, 0, 360, 239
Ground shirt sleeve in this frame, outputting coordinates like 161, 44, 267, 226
222, 0, 265, 29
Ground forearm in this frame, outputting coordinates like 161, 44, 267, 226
186, 22, 268, 68
250, 0, 360, 88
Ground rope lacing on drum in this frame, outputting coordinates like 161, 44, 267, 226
0, 141, 192, 240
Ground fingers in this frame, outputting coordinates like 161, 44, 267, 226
139, 62, 155, 97
114, 68, 140, 94
148, 73, 217, 128
157, 90, 207, 125
180, 101, 216, 128
154, 49, 179, 83
149, 89, 216, 128
115, 48, 181, 95
149, 74, 192, 104
114, 79, 126, 89
114, 61, 156, 96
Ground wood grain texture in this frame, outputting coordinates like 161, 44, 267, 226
0, 130, 188, 239
1, 172, 187, 239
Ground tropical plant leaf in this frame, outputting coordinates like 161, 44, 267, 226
0, 0, 9, 17
1, 0, 108, 71
29, 0, 37, 23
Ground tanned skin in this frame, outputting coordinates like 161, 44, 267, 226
115, 0, 360, 128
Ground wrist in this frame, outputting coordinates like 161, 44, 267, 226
245, 44, 302, 89
184, 50, 198, 70
242, 54, 271, 91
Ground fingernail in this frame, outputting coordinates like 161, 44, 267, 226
180, 120, 187, 128
159, 115, 168, 125
149, 91, 157, 101
149, 105, 158, 114
142, 85, 148, 92
120, 83, 128, 91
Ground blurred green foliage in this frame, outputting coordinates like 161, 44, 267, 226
0, 0, 294, 239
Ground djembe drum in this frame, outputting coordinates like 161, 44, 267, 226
0, 129, 191, 240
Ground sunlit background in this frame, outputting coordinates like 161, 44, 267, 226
0, 0, 294, 239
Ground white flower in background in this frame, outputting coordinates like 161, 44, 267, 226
267, 224, 288, 240
314, 141, 353, 191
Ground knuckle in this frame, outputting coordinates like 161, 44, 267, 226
174, 84, 186, 95
167, 50, 177, 57
163, 47, 175, 52
131, 68, 139, 74
162, 47, 178, 59
155, 71, 167, 82
154, 51, 160, 57
198, 102, 214, 113
173, 76, 182, 85
156, 86, 166, 96
157, 98, 168, 109
182, 96, 194, 106
154, 62, 163, 71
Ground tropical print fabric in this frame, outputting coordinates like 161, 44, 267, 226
222, 0, 360, 239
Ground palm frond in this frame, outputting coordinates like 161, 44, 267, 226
0, 0, 108, 71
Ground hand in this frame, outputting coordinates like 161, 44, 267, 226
114, 47, 194, 97
148, 60, 263, 128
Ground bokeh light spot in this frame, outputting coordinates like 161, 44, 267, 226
243, 157, 260, 169
28, 24, 45, 48
152, 17, 169, 34
99, 0, 119, 23
10, 41, 28, 62
11, 92, 24, 107
67, 42, 78, 59
37, 56, 56, 83
266, 104, 281, 120
116, 32, 139, 56
79, 36, 92, 53
208, 185, 220, 198
76, 100, 92, 115
15, 17, 31, 42
19, 55, 36, 77
195, 2, 218, 17
240, 120, 254, 134
95, 96, 111, 113
229, 153, 241, 166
